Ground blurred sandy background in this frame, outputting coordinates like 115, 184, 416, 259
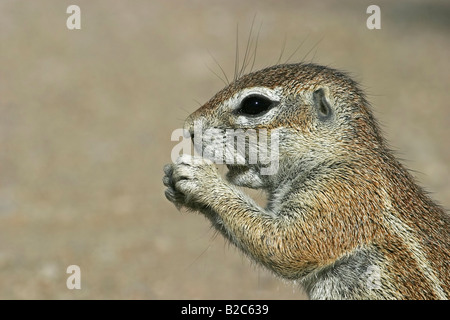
0, 0, 448, 299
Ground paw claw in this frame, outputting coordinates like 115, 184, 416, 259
162, 175, 171, 187
163, 163, 173, 175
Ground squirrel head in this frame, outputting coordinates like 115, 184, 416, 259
184, 63, 384, 190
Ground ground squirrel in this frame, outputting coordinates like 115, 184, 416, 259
163, 63, 449, 299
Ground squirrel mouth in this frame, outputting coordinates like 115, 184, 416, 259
226, 164, 251, 178
226, 164, 249, 171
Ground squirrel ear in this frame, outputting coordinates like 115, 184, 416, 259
313, 88, 333, 120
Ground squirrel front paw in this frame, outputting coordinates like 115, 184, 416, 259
163, 155, 221, 210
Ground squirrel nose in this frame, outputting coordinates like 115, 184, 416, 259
183, 116, 194, 141
184, 114, 204, 142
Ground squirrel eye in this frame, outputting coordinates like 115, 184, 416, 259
237, 95, 274, 116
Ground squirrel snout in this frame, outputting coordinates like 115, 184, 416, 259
183, 117, 195, 142
184, 114, 206, 143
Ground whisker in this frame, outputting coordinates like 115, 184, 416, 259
239, 14, 257, 79
207, 49, 230, 85
184, 241, 213, 271
309, 46, 319, 64
204, 61, 228, 86
276, 33, 287, 65
285, 33, 310, 64
192, 99, 203, 107
180, 105, 194, 115
300, 36, 324, 63
234, 23, 240, 82
250, 20, 262, 74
